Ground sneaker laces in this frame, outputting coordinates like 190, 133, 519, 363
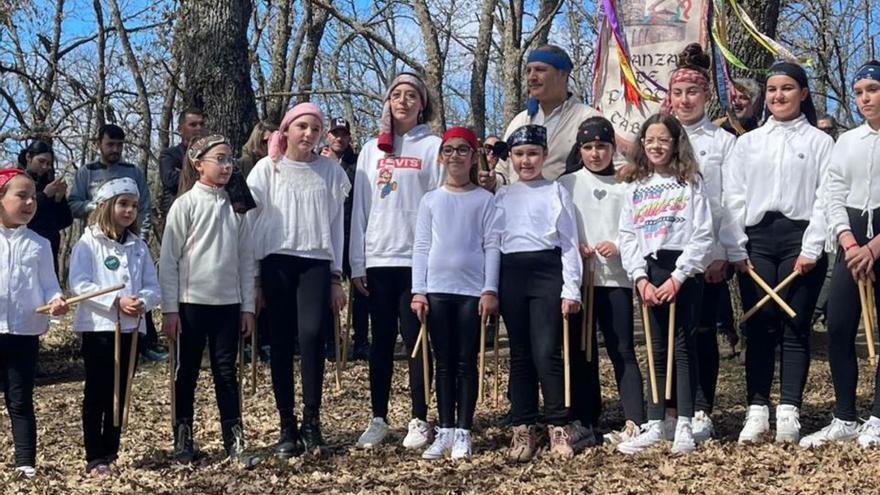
779, 414, 801, 431
513, 427, 531, 446
860, 420, 880, 437
552, 426, 571, 444
231, 424, 246, 453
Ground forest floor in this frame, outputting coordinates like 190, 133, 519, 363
2, 314, 880, 494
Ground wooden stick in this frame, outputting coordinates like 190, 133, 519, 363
868, 280, 877, 365
665, 301, 676, 401
341, 291, 351, 372
250, 325, 257, 395
170, 336, 177, 431
113, 315, 121, 427
746, 268, 797, 318
586, 269, 595, 362
411, 327, 423, 360
478, 314, 487, 403
741, 271, 800, 323
641, 301, 659, 404
493, 315, 500, 408
122, 328, 139, 430
563, 313, 571, 408
333, 313, 342, 392
419, 321, 430, 404
238, 333, 245, 425
34, 283, 126, 314
860, 279, 877, 364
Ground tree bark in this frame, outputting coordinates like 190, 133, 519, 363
725, 0, 782, 79
469, 0, 497, 137
265, 0, 294, 122
295, 0, 332, 105
91, 0, 106, 129
178, 0, 257, 152
409, 0, 446, 130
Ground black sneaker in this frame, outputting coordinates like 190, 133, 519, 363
142, 343, 169, 362
258, 345, 271, 363
300, 414, 327, 456
226, 424, 262, 469
173, 423, 196, 464
273, 418, 304, 459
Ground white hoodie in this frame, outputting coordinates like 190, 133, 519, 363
349, 124, 444, 278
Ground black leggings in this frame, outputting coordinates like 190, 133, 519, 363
175, 303, 241, 448
569, 286, 645, 426
81, 331, 137, 470
500, 249, 567, 427
644, 251, 703, 421
0, 335, 38, 468
827, 207, 880, 421
366, 267, 431, 421
739, 212, 827, 408
427, 294, 479, 429
261, 254, 329, 421
694, 278, 733, 414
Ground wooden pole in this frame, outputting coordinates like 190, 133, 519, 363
170, 336, 177, 431
740, 271, 800, 322
250, 325, 257, 395
860, 279, 877, 364
122, 328, 139, 430
238, 333, 245, 426
113, 314, 121, 428
34, 283, 126, 314
665, 301, 676, 401
420, 321, 430, 404
334, 313, 342, 392
746, 268, 797, 318
641, 301, 659, 404
493, 315, 500, 408
478, 314, 487, 403
563, 313, 571, 408
586, 269, 595, 362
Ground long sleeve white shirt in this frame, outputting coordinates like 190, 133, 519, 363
0, 226, 63, 335
684, 117, 740, 261
558, 168, 631, 288
724, 115, 833, 261
160, 182, 255, 314
349, 125, 444, 278
618, 173, 715, 284
493, 179, 583, 301
70, 226, 160, 333
825, 123, 880, 238
411, 186, 500, 298
246, 155, 350, 275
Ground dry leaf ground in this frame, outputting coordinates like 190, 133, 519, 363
2, 313, 880, 494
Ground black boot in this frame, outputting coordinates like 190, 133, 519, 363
273, 416, 304, 459
173, 422, 196, 464
224, 423, 262, 469
300, 412, 327, 456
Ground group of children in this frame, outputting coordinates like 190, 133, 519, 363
3, 49, 880, 477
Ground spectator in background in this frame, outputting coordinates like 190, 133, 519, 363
159, 107, 206, 215
239, 121, 278, 178
817, 115, 841, 141
17, 140, 72, 273
715, 78, 762, 136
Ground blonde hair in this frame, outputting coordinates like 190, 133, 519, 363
241, 121, 278, 159
88, 195, 140, 242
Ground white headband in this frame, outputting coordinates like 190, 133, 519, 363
94, 177, 139, 204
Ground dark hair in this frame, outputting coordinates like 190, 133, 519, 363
817, 114, 838, 126
765, 62, 817, 126
621, 113, 700, 184
17, 140, 54, 168
177, 107, 205, 126
676, 43, 711, 74
97, 124, 125, 141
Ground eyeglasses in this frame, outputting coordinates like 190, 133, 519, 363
202, 155, 236, 167
440, 145, 473, 157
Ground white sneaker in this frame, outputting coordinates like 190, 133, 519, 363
692, 411, 714, 444
776, 405, 801, 444
604, 420, 640, 445
799, 417, 859, 448
858, 416, 880, 448
738, 405, 770, 444
662, 415, 677, 441
421, 428, 454, 460
14, 465, 35, 478
671, 417, 696, 454
402, 418, 433, 449
617, 420, 666, 455
356, 417, 390, 449
451, 429, 472, 460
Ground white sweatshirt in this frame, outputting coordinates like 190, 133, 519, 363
0, 225, 63, 336
160, 182, 255, 314
349, 125, 444, 278
558, 168, 630, 288
246, 155, 350, 275
723, 115, 833, 261
825, 123, 880, 238
493, 179, 583, 301
684, 117, 740, 261
70, 226, 160, 333
618, 172, 715, 284
411, 186, 500, 298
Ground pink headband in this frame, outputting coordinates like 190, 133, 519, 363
660, 68, 711, 115
268, 102, 325, 160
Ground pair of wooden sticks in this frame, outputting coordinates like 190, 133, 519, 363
640, 299, 676, 404
477, 315, 502, 406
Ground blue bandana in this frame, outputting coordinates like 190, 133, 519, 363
526, 48, 573, 117
854, 61, 880, 87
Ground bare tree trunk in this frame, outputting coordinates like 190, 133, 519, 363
295, 0, 332, 104
178, 0, 257, 152
726, 0, 782, 78
265, 0, 294, 121
91, 0, 106, 129
533, 0, 561, 47
410, 0, 446, 130
500, 0, 524, 125
469, 0, 497, 137
32, 0, 64, 131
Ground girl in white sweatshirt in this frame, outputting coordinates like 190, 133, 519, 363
350, 73, 444, 450
0, 169, 67, 478
160, 135, 257, 467
69, 177, 159, 475
246, 103, 349, 458
616, 113, 714, 456
559, 117, 645, 446
410, 127, 499, 461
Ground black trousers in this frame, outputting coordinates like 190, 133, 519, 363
366, 267, 431, 421
827, 207, 880, 421
569, 286, 645, 426
81, 331, 137, 470
426, 294, 480, 429
644, 251, 703, 421
0, 335, 38, 467
500, 249, 568, 427
694, 277, 733, 414
261, 254, 329, 421
175, 303, 241, 448
739, 212, 827, 408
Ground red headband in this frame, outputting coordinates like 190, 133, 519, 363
0, 168, 25, 189
441, 126, 479, 152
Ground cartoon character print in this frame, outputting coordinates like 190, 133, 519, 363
378, 165, 398, 199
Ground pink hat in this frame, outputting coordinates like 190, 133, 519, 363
268, 102, 325, 160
